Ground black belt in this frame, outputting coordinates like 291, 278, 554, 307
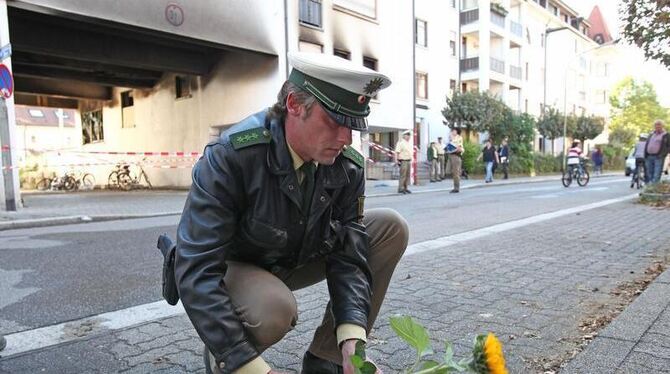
399, 159, 411, 162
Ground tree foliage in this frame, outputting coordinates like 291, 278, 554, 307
620, 0, 670, 68
536, 106, 564, 140
569, 114, 605, 144
609, 77, 669, 147
442, 90, 507, 135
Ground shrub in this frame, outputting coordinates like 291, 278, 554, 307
462, 140, 482, 175
533, 153, 562, 174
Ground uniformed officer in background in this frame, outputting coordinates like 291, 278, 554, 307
173, 52, 409, 374
394, 130, 413, 194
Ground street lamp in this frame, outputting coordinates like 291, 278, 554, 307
543, 17, 583, 117
561, 38, 620, 168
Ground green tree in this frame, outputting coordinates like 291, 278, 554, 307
536, 106, 564, 153
609, 77, 669, 147
620, 0, 670, 68
442, 90, 507, 138
569, 114, 605, 145
608, 126, 637, 147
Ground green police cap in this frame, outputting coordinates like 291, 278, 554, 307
287, 52, 392, 131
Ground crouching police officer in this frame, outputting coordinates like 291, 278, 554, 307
174, 52, 409, 374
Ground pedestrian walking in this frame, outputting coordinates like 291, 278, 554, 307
591, 145, 603, 175
437, 137, 446, 180
644, 120, 669, 184
446, 128, 464, 193
166, 52, 408, 374
497, 137, 510, 180
478, 139, 500, 183
395, 130, 413, 194
428, 141, 439, 182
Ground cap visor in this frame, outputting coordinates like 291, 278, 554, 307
319, 102, 368, 131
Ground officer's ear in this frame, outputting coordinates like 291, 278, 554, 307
286, 91, 303, 118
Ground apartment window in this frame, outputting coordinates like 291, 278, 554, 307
299, 40, 323, 53
176, 76, 192, 99
549, 4, 558, 16
334, 49, 351, 60
121, 90, 135, 128
415, 19, 427, 47
595, 90, 607, 104
333, 0, 376, 19
451, 0, 456, 7
299, 0, 322, 27
596, 62, 609, 77
416, 72, 428, 100
563, 14, 568, 23
363, 56, 377, 71
82, 109, 103, 145
449, 79, 456, 96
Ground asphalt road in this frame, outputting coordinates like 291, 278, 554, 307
0, 177, 634, 335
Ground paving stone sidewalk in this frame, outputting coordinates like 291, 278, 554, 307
1, 198, 669, 373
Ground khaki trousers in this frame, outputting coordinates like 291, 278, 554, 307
222, 208, 409, 365
438, 154, 446, 179
448, 154, 461, 191
430, 159, 439, 181
398, 160, 411, 192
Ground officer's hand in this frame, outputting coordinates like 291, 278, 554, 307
341, 340, 382, 374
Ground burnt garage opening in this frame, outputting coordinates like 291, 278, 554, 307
8, 3, 228, 109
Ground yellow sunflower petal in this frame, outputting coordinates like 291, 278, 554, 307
484, 333, 508, 374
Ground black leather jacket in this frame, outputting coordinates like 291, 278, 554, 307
175, 110, 372, 373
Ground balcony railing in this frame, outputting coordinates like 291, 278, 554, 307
490, 57, 505, 74
510, 65, 522, 79
460, 8, 479, 25
490, 12, 505, 28
510, 20, 522, 37
460, 57, 479, 72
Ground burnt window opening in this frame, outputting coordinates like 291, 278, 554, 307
176, 76, 192, 99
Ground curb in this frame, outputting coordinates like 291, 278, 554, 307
560, 268, 670, 373
0, 212, 181, 231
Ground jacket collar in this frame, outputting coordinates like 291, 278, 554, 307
266, 113, 349, 188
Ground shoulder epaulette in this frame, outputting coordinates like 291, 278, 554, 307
342, 145, 365, 168
229, 127, 271, 150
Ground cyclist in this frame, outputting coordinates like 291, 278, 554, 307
631, 133, 648, 188
566, 141, 584, 175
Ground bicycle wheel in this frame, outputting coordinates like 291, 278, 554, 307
577, 169, 590, 186
81, 173, 96, 190
118, 173, 133, 191
36, 178, 51, 191
561, 170, 572, 187
107, 171, 119, 189
63, 175, 77, 191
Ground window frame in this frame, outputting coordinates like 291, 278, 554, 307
415, 18, 428, 47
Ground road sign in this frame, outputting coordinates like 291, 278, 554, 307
0, 43, 10, 60
0, 64, 13, 99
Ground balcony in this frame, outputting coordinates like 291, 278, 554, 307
510, 20, 522, 37
490, 12, 505, 28
490, 57, 504, 74
460, 8, 478, 25
460, 56, 479, 71
510, 65, 522, 80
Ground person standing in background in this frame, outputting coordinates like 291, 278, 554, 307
591, 146, 603, 175
428, 141, 439, 182
447, 128, 464, 193
498, 137, 510, 180
395, 130, 413, 194
645, 120, 669, 184
437, 137, 446, 181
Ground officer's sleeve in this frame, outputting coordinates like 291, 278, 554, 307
175, 143, 258, 373
325, 165, 373, 333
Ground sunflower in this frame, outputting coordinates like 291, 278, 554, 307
470, 333, 508, 374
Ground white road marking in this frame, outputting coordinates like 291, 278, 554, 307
0, 193, 638, 358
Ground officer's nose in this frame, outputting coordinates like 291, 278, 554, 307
337, 126, 352, 146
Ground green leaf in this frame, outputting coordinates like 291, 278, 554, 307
360, 361, 378, 374
390, 315, 433, 357
350, 355, 364, 369
444, 341, 454, 363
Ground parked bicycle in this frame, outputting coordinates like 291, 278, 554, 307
36, 171, 95, 191
561, 158, 590, 187
108, 162, 152, 190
